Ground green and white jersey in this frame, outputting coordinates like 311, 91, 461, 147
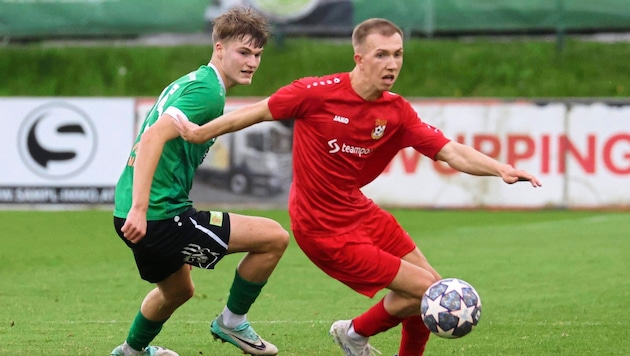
114, 64, 226, 220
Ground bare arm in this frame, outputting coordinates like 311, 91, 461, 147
171, 97, 274, 143
121, 115, 180, 243
435, 141, 542, 187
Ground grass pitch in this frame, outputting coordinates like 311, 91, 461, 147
0, 209, 628, 355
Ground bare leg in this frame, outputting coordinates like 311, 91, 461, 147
141, 264, 195, 321
225, 213, 289, 282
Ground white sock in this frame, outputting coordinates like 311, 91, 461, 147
221, 306, 246, 329
348, 323, 368, 344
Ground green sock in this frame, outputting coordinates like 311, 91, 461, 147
126, 311, 166, 351
226, 269, 267, 315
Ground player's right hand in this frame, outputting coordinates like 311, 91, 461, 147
121, 209, 147, 243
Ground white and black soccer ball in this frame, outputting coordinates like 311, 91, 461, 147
421, 278, 482, 338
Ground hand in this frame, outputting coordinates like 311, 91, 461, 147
120, 208, 147, 243
501, 167, 542, 188
170, 113, 204, 143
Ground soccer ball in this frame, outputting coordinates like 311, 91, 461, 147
420, 278, 482, 338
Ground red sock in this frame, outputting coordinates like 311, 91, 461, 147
352, 298, 403, 337
398, 315, 431, 356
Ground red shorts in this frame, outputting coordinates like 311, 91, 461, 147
293, 208, 416, 298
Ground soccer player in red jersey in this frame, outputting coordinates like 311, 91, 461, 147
173, 18, 541, 356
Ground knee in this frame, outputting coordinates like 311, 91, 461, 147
418, 275, 440, 299
387, 292, 423, 318
167, 283, 195, 306
270, 223, 290, 253
408, 298, 422, 313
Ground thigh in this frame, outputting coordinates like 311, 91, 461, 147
401, 247, 441, 281
226, 212, 286, 253
387, 251, 440, 300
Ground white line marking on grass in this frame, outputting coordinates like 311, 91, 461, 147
486, 320, 611, 326
39, 320, 617, 327
41, 320, 330, 325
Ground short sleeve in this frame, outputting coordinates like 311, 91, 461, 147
268, 77, 319, 121
399, 102, 450, 160
168, 82, 225, 125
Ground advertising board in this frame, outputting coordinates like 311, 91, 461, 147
0, 98, 134, 204
2, 97, 628, 208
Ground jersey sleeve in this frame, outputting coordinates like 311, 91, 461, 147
399, 102, 450, 160
268, 77, 319, 121
164, 80, 224, 126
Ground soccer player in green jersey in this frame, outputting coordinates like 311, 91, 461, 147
110, 8, 288, 356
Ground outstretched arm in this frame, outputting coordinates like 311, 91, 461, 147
171, 97, 274, 143
435, 141, 542, 187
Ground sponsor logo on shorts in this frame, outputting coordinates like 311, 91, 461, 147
210, 211, 223, 226
182, 243, 220, 269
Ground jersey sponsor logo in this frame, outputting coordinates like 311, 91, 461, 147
371, 118, 387, 140
333, 115, 349, 124
328, 139, 372, 157
17, 102, 97, 179
328, 139, 340, 153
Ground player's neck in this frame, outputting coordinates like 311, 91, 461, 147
349, 68, 382, 102
209, 59, 235, 90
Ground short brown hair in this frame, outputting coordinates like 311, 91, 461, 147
212, 7, 270, 48
352, 18, 403, 49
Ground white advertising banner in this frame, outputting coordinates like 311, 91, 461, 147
565, 103, 630, 206
361, 100, 630, 208
2, 97, 628, 208
0, 98, 135, 204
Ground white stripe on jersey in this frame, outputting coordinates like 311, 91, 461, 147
164, 106, 189, 123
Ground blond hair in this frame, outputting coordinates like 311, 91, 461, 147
352, 18, 403, 50
212, 7, 270, 48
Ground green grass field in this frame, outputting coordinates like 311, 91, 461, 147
0, 209, 628, 355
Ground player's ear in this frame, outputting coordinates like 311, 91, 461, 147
215, 42, 224, 60
353, 53, 363, 68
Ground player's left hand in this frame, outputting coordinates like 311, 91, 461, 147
169, 113, 204, 143
502, 168, 542, 187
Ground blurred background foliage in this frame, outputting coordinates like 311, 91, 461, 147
1, 38, 628, 98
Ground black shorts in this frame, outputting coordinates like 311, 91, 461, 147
114, 208, 231, 283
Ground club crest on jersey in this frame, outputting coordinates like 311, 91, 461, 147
371, 119, 387, 140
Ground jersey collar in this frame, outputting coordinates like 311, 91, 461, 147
207, 62, 226, 93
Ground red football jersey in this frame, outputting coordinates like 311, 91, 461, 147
268, 72, 450, 234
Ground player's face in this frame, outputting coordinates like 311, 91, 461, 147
217, 36, 264, 88
357, 32, 403, 93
